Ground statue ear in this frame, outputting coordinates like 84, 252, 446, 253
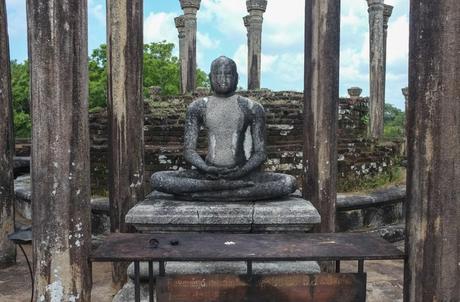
209, 73, 214, 91
233, 73, 239, 91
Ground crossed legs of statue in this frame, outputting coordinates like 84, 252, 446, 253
151, 170, 298, 202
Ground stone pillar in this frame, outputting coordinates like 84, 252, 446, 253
348, 86, 363, 104
401, 87, 408, 116
366, 0, 385, 139
175, 15, 187, 94
107, 0, 145, 289
0, 0, 16, 266
27, 0, 91, 300
179, 0, 201, 93
404, 0, 459, 301
382, 4, 393, 103
303, 0, 340, 240
245, 0, 267, 90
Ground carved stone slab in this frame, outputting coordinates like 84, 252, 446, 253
126, 192, 320, 232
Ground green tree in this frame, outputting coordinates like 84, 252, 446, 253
383, 103, 406, 139
89, 41, 210, 102
88, 45, 107, 110
143, 42, 180, 95
10, 41, 210, 137
11, 60, 31, 137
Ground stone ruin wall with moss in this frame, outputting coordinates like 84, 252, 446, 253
88, 90, 403, 195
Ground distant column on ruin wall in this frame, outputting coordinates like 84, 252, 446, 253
175, 15, 187, 94
366, 0, 385, 139
245, 0, 267, 90
179, 0, 201, 93
382, 4, 393, 108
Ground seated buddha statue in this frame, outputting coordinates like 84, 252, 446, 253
151, 56, 297, 201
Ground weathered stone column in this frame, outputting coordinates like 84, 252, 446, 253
0, 0, 16, 266
382, 4, 393, 102
245, 0, 267, 90
404, 0, 459, 301
107, 0, 145, 289
366, 0, 385, 139
179, 0, 201, 93
27, 0, 91, 300
175, 15, 187, 94
401, 87, 408, 117
303, 0, 340, 239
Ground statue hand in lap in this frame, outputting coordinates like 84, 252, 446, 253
151, 56, 297, 201
203, 166, 240, 180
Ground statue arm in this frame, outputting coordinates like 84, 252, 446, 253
183, 101, 209, 172
243, 102, 267, 172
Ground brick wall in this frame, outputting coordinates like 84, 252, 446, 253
88, 90, 403, 194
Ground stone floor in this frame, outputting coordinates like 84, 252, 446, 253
0, 243, 404, 302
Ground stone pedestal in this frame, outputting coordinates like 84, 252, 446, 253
126, 191, 320, 233
114, 191, 321, 300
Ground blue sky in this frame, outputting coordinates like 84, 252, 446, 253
6, 0, 409, 110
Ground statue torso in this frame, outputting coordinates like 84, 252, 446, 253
205, 95, 247, 167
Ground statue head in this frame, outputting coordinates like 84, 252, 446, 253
209, 56, 238, 96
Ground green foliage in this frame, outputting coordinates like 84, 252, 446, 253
10, 41, 210, 138
338, 166, 405, 193
13, 111, 32, 138
11, 60, 31, 138
359, 104, 406, 139
89, 44, 107, 109
11, 60, 29, 113
383, 104, 405, 140
143, 42, 180, 95
360, 113, 369, 126
89, 41, 210, 99
197, 69, 210, 89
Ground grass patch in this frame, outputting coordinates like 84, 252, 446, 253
338, 166, 405, 193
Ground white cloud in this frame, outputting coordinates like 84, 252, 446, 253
144, 12, 178, 50
270, 52, 304, 86
199, 0, 246, 38
5, 0, 27, 37
89, 0, 106, 26
261, 53, 278, 74
232, 44, 247, 77
5, 0, 23, 8
197, 31, 219, 49
232, 44, 278, 77
263, 0, 304, 49
386, 15, 409, 64
340, 2, 367, 30
385, 0, 401, 6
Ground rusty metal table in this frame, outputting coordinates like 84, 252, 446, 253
91, 232, 405, 302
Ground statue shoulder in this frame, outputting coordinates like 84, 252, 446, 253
237, 95, 265, 116
187, 97, 208, 119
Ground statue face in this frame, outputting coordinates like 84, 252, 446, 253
210, 57, 238, 95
